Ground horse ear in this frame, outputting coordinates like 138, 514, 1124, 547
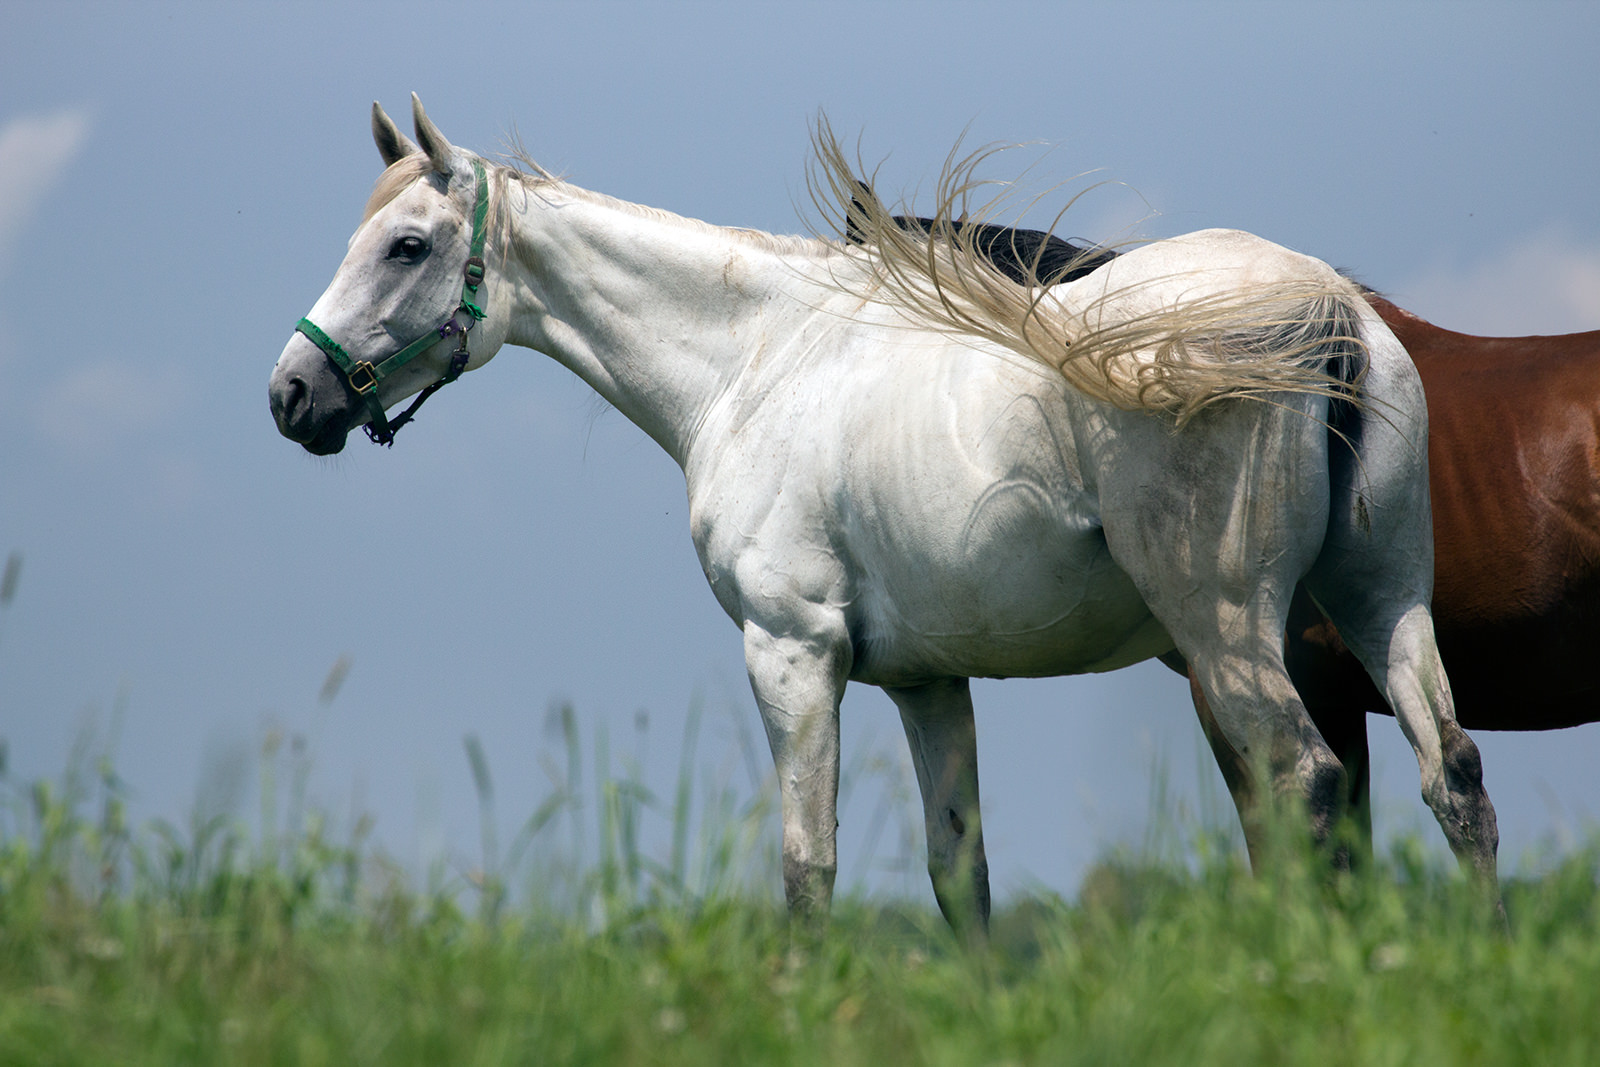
371, 101, 419, 167
411, 93, 456, 175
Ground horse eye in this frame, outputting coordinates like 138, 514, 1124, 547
388, 236, 428, 261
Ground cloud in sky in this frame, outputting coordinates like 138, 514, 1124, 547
0, 109, 91, 269
30, 358, 188, 458
1395, 230, 1600, 336
0, 109, 199, 473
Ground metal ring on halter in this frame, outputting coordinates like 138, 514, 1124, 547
347, 363, 380, 395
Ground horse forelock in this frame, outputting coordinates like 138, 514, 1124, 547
362, 154, 437, 224
359, 153, 524, 243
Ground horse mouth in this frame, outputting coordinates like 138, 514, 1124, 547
269, 395, 352, 455
303, 423, 351, 455
269, 389, 352, 455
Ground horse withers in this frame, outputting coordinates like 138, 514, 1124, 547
269, 97, 1498, 932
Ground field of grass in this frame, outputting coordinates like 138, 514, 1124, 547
4, 704, 1600, 1067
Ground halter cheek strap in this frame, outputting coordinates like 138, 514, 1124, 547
295, 157, 490, 447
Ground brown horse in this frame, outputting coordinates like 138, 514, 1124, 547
1260, 295, 1600, 834
855, 192, 1599, 848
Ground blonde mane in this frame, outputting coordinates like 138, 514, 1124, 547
810, 119, 1365, 424
505, 150, 832, 260
362, 149, 831, 262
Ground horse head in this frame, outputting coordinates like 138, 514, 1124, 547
269, 95, 503, 454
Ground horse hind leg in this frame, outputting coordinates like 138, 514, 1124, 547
1112, 531, 1349, 862
1310, 595, 1500, 882
1167, 644, 1366, 869
884, 677, 991, 941
1101, 406, 1351, 867
1303, 308, 1499, 885
1328, 601, 1499, 884
1182, 623, 1351, 868
1283, 584, 1377, 862
1182, 664, 1342, 871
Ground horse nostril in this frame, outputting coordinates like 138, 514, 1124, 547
271, 373, 312, 435
285, 376, 308, 417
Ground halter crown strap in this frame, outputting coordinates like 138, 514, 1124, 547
295, 157, 489, 446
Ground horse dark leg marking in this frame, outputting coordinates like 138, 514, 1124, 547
1303, 748, 1352, 871
1438, 717, 1500, 881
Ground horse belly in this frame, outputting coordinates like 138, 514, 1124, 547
846, 486, 1170, 685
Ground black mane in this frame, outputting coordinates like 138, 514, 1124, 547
846, 181, 1118, 287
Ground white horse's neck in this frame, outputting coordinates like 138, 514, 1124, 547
495, 179, 838, 467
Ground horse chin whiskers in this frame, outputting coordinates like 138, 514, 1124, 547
304, 423, 351, 456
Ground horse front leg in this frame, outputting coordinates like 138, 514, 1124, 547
884, 677, 990, 941
743, 620, 849, 929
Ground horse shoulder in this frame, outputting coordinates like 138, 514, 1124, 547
683, 341, 865, 637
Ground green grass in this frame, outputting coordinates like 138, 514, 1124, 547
4, 721, 1600, 1067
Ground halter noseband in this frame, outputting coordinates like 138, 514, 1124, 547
295, 158, 490, 446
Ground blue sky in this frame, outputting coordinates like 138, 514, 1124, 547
4, 2, 1599, 904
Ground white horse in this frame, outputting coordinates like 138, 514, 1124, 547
269, 96, 1498, 932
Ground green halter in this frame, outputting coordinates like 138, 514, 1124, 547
295, 157, 489, 446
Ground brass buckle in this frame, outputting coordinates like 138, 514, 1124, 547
348, 361, 380, 395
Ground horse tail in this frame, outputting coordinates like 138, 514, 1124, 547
1323, 297, 1368, 443
812, 118, 1365, 424
1053, 281, 1369, 424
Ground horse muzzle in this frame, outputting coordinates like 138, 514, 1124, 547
269, 341, 355, 455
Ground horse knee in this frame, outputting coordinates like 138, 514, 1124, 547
923, 807, 990, 927
926, 807, 984, 874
